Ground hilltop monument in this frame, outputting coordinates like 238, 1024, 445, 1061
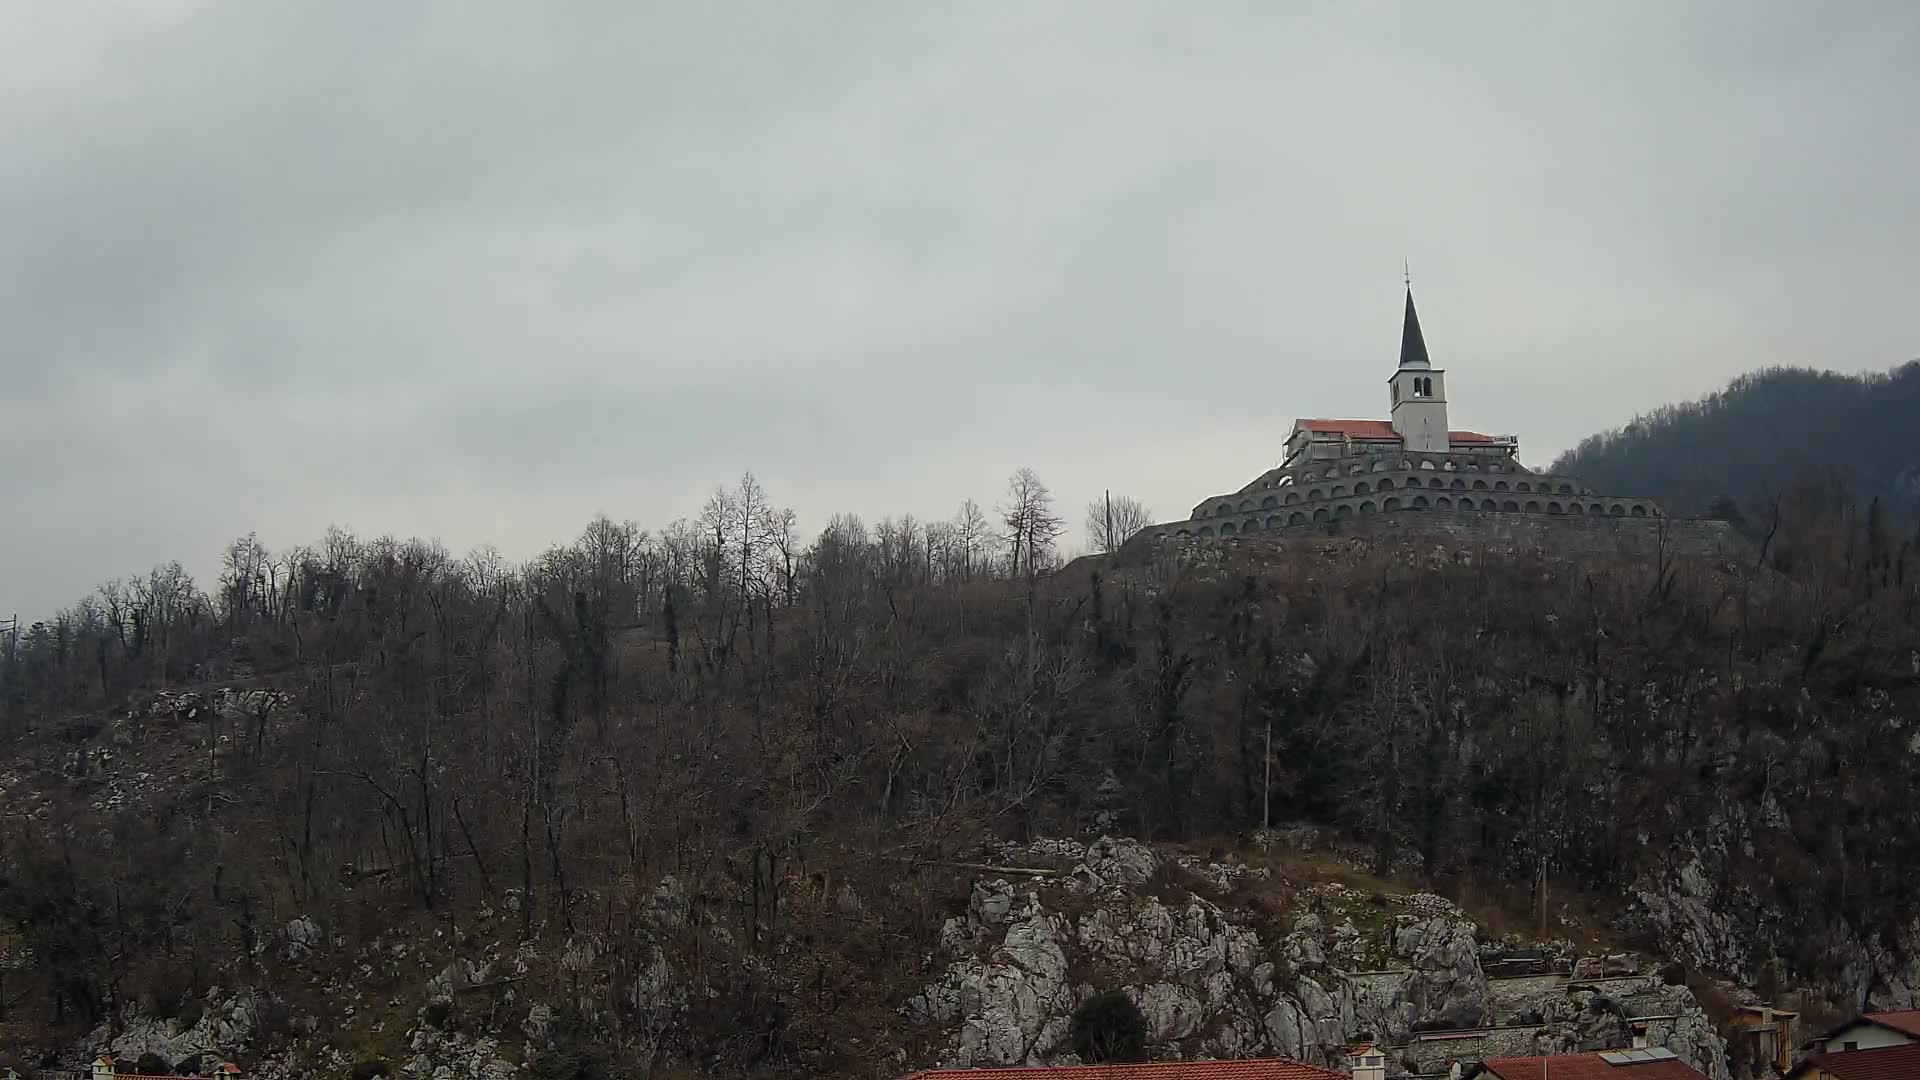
1134, 286, 1672, 543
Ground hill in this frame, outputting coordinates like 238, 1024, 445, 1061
2, 476, 1919, 1079
1553, 362, 1920, 521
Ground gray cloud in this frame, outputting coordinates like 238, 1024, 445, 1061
3, 1, 1916, 618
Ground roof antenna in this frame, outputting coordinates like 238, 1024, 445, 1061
1404, 259, 1411, 289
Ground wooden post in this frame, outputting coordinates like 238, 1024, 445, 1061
1262, 716, 1272, 831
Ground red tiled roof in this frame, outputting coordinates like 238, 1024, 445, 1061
1295, 419, 1399, 440
1863, 1009, 1920, 1037
1483, 1052, 1708, 1080
902, 1059, 1345, 1080
1292, 419, 1500, 445
1793, 1043, 1920, 1080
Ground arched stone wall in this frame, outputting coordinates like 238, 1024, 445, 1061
1168, 449, 1655, 541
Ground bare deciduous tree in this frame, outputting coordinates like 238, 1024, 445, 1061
1084, 493, 1154, 554
999, 468, 1064, 581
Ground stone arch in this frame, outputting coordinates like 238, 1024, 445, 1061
1267, 515, 1284, 530
1284, 492, 1300, 505
1371, 459, 1389, 472
1348, 464, 1364, 476
1277, 475, 1293, 487
1460, 499, 1476, 511
1473, 479, 1489, 490
1631, 504, 1648, 517
1331, 485, 1347, 498
1333, 503, 1353, 518
1359, 501, 1377, 515
1451, 477, 1466, 489
1495, 480, 1510, 491
1288, 512, 1308, 526
1174, 528, 1191, 537
1589, 502, 1605, 514
1517, 481, 1532, 492
1261, 495, 1278, 509
1309, 489, 1324, 501
1548, 502, 1563, 514
1378, 478, 1395, 491
1216, 503, 1233, 517
1609, 504, 1626, 516
1355, 481, 1371, 495
1419, 460, 1437, 470
1558, 483, 1574, 494
1312, 507, 1330, 523
1198, 526, 1214, 537
1501, 499, 1519, 512
1220, 521, 1237, 535
1436, 496, 1453, 510
1570, 503, 1584, 515
1239, 499, 1253, 513
1412, 495, 1430, 509
1525, 500, 1541, 513
1384, 496, 1403, 511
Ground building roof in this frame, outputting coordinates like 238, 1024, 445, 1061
1400, 287, 1431, 369
1482, 1050, 1708, 1080
1863, 1010, 1920, 1038
900, 1059, 1346, 1080
1811, 1009, 1920, 1047
1291, 418, 1501, 445
1789, 1043, 1920, 1079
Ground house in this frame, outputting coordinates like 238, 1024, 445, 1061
900, 1057, 1348, 1080
1468, 1048, 1709, 1080
1805, 1010, 1920, 1054
91, 1055, 242, 1080
1727, 1003, 1799, 1075
1785, 1042, 1920, 1080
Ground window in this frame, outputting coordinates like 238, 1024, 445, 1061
1844, 1042, 1859, 1052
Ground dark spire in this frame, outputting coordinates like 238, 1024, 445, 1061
1399, 285, 1431, 369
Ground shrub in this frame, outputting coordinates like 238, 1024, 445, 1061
527, 1050, 606, 1080
1071, 990, 1148, 1064
422, 1000, 453, 1029
350, 1059, 391, 1080
133, 1053, 171, 1077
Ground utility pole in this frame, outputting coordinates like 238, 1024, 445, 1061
1262, 714, 1272, 831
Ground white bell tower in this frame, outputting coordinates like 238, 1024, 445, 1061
1388, 285, 1449, 453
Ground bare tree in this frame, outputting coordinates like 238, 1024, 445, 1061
1084, 493, 1154, 554
999, 468, 1064, 581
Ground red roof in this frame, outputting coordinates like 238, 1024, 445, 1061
902, 1059, 1345, 1080
1483, 1052, 1708, 1080
1792, 1043, 1920, 1080
1295, 419, 1400, 440
1863, 1010, 1920, 1037
1291, 419, 1499, 445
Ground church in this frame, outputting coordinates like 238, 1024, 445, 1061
1135, 287, 1667, 543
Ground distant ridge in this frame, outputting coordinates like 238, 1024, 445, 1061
1553, 361, 1920, 520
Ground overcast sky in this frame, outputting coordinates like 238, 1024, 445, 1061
3, 2, 1916, 619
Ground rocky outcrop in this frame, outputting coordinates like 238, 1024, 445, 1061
907, 838, 1731, 1078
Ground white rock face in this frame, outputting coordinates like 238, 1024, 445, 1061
908, 837, 1732, 1077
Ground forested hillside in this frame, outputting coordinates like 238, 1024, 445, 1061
1, 469, 1919, 1078
1553, 361, 1920, 520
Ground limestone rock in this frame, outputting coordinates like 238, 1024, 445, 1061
1392, 917, 1488, 1030
1069, 836, 1161, 894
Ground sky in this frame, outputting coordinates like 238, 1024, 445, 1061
2, 1, 1916, 620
